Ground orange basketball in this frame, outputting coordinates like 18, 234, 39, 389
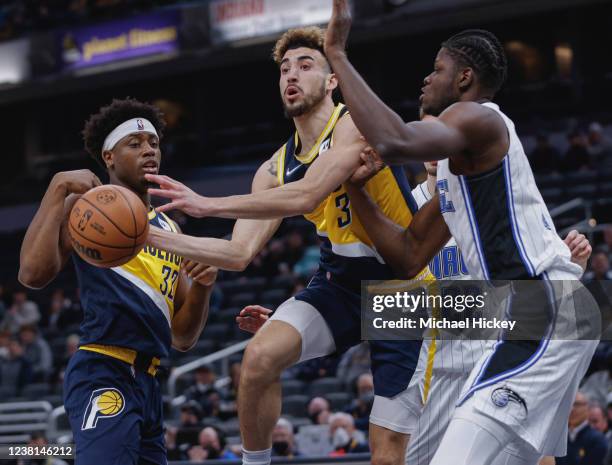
68, 185, 149, 268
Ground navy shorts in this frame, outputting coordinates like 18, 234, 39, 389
64, 350, 166, 465
294, 270, 423, 398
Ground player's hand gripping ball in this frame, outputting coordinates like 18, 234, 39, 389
68, 185, 149, 267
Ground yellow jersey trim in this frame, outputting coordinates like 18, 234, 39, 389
277, 146, 287, 186
80, 344, 160, 376
148, 209, 156, 220
294, 103, 345, 164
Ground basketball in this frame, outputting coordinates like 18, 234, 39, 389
68, 185, 149, 268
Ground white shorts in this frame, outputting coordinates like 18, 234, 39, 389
270, 297, 425, 435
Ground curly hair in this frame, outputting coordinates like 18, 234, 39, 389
442, 29, 508, 95
272, 26, 327, 67
82, 98, 166, 167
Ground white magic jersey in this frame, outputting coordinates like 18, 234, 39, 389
412, 181, 492, 375
436, 102, 582, 281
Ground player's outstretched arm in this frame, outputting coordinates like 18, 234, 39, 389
19, 170, 101, 289
146, 117, 365, 219
324, 0, 502, 164
345, 182, 450, 279
147, 154, 283, 271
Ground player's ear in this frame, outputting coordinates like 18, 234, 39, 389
327, 73, 338, 92
102, 150, 114, 170
457, 67, 474, 92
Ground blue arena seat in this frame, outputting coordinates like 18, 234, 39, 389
282, 395, 309, 418
308, 377, 343, 397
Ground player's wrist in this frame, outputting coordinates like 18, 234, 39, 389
49, 173, 70, 197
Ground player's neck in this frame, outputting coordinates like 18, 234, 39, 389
292, 98, 336, 155
109, 176, 150, 207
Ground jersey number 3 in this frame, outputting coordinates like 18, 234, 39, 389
335, 193, 352, 228
160, 265, 179, 300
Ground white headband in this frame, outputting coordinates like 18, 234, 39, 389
102, 118, 159, 153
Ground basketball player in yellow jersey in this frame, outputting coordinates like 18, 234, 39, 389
146, 28, 431, 465
19, 98, 217, 464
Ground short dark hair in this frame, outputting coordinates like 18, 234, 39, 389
82, 98, 166, 167
442, 29, 507, 95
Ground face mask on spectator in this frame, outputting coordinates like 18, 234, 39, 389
359, 390, 374, 405
332, 427, 351, 449
272, 440, 290, 455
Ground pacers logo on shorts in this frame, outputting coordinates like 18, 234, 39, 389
81, 387, 125, 430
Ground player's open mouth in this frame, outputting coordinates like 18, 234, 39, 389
142, 162, 159, 174
285, 86, 301, 99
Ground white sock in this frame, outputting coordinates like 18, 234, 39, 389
241, 447, 272, 465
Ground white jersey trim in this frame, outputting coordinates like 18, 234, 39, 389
111, 266, 172, 327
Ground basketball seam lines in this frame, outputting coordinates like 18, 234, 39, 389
80, 197, 136, 240
69, 222, 134, 249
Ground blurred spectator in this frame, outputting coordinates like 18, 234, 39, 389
604, 228, 612, 252
183, 365, 221, 417
1, 289, 40, 333
173, 400, 204, 454
272, 418, 300, 458
562, 130, 591, 173
345, 373, 374, 432
307, 397, 331, 425
328, 412, 369, 456
581, 344, 612, 409
0, 330, 10, 359
584, 249, 612, 282
41, 288, 76, 332
590, 405, 610, 438
16, 431, 68, 465
587, 122, 612, 171
293, 246, 321, 278
0, 338, 32, 394
336, 343, 371, 388
187, 426, 238, 462
530, 133, 561, 174
557, 391, 608, 465
19, 325, 52, 382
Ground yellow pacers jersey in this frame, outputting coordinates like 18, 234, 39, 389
277, 103, 431, 287
73, 210, 182, 358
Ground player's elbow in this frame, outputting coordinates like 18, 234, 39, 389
18, 265, 51, 290
376, 139, 412, 165
172, 336, 196, 352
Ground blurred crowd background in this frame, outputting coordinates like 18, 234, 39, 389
0, 0, 611, 464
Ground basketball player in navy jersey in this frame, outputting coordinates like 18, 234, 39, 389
19, 98, 217, 465
146, 27, 433, 465
324, 1, 600, 464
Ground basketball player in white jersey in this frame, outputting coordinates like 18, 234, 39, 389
324, 1, 601, 464
347, 154, 592, 465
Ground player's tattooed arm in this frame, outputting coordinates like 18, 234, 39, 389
19, 170, 101, 289
346, 183, 450, 278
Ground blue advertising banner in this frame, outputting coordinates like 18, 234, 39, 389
60, 10, 180, 71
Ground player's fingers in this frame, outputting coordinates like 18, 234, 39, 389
155, 201, 180, 213
194, 268, 218, 285
569, 234, 587, 250
148, 188, 180, 199
183, 260, 198, 275
564, 230, 578, 245
92, 176, 103, 186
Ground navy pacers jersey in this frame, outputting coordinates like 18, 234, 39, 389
73, 209, 182, 358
